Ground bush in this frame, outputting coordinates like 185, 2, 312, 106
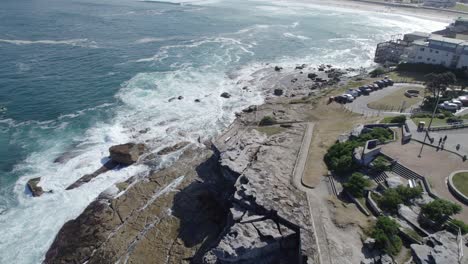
412, 113, 431, 118
447, 116, 462, 124
388, 115, 406, 124
324, 141, 360, 175
358, 127, 393, 143
371, 216, 402, 256
421, 199, 462, 223
370, 67, 385, 78
450, 219, 468, 235
441, 110, 454, 118
259, 116, 276, 126
395, 185, 423, 204
377, 186, 422, 213
344, 172, 371, 198
377, 189, 403, 214
371, 156, 391, 173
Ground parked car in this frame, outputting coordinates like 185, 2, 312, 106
374, 81, 385, 88
346, 89, 360, 98
342, 94, 355, 102
451, 99, 463, 109
439, 102, 459, 111
458, 96, 468, 106
383, 77, 394, 86
334, 95, 348, 104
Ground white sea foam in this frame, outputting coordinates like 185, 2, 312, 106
0, 38, 98, 48
283, 32, 309, 40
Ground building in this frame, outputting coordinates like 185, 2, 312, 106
423, 0, 456, 8
405, 34, 466, 68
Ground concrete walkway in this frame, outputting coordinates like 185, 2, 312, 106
407, 119, 468, 158
344, 83, 424, 116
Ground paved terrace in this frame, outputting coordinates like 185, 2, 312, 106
381, 141, 468, 222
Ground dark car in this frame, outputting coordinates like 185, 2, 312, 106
374, 81, 385, 88
359, 86, 371, 95
335, 95, 348, 104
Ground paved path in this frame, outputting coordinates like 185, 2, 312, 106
292, 122, 315, 191
344, 83, 424, 116
407, 119, 468, 158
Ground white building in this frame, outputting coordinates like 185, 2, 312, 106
406, 34, 468, 69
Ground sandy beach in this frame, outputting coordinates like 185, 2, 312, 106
298, 0, 466, 23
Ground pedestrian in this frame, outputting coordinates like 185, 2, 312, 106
439, 137, 442, 146
444, 135, 447, 142
456, 144, 461, 151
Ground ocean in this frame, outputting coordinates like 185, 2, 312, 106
0, 0, 444, 262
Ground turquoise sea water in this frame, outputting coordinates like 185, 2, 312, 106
0, 0, 444, 262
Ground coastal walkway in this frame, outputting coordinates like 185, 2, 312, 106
291, 122, 335, 264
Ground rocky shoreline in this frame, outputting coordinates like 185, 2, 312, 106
43, 64, 355, 264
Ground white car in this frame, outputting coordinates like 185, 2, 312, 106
451, 99, 463, 109
439, 102, 458, 111
342, 94, 355, 102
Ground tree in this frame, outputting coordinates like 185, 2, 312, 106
395, 185, 423, 204
450, 219, 468, 235
425, 72, 456, 99
421, 199, 462, 223
377, 189, 403, 214
371, 216, 402, 256
389, 115, 406, 124
371, 156, 391, 173
344, 172, 371, 197
324, 141, 360, 174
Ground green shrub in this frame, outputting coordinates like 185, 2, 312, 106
377, 186, 422, 213
441, 110, 454, 118
324, 141, 360, 175
412, 113, 431, 118
372, 216, 402, 256
370, 67, 385, 78
358, 127, 393, 143
447, 116, 462, 124
421, 199, 462, 223
259, 116, 276, 126
450, 219, 468, 235
389, 115, 406, 124
395, 185, 423, 204
344, 172, 371, 198
371, 156, 391, 173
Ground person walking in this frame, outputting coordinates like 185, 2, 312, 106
439, 137, 442, 146
443, 135, 448, 142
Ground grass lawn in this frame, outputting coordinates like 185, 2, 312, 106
255, 126, 285, 136
411, 117, 451, 127
367, 86, 425, 111
453, 172, 468, 197
451, 3, 468, 12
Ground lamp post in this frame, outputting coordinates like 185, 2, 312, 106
418, 89, 442, 158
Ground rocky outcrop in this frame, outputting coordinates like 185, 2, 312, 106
66, 160, 119, 190
45, 147, 230, 264
204, 123, 316, 263
157, 141, 190, 156
109, 143, 146, 165
411, 231, 460, 264
27, 177, 44, 197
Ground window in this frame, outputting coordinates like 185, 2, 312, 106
427, 58, 431, 61
420, 48, 425, 51
435, 50, 439, 54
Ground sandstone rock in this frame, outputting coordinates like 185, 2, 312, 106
178, 96, 184, 100
274, 66, 282, 71
157, 141, 190, 155
411, 231, 459, 264
195, 99, 201, 103
220, 92, 231, 99
27, 177, 44, 197
109, 143, 146, 165
66, 160, 119, 190
308, 73, 317, 79
242, 105, 256, 113
364, 238, 376, 249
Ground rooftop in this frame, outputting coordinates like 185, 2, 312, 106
429, 34, 466, 45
